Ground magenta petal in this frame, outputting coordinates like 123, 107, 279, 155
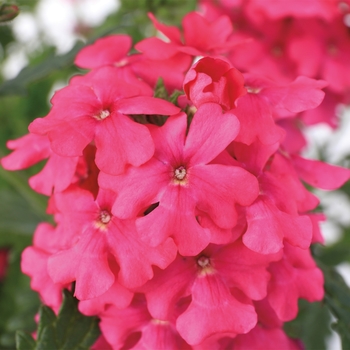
135, 37, 178, 60
143, 255, 197, 320
244, 197, 312, 254
137, 321, 189, 350
30, 116, 96, 157
137, 187, 211, 256
150, 113, 187, 164
191, 164, 259, 228
100, 158, 168, 218
234, 326, 300, 350
292, 154, 350, 190
78, 279, 133, 316
29, 153, 79, 195
74, 35, 132, 69
1, 134, 50, 170
21, 246, 63, 310
95, 114, 155, 174
48, 231, 114, 300
176, 274, 257, 345
148, 12, 182, 44
99, 302, 150, 350
107, 220, 177, 288
262, 76, 327, 113
182, 12, 233, 52
233, 94, 283, 145
185, 103, 240, 165
213, 240, 281, 300
267, 260, 302, 321
115, 96, 180, 115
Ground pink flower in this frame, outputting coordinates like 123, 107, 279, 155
140, 240, 280, 345
233, 325, 302, 350
100, 103, 259, 255
47, 187, 176, 300
1, 134, 101, 196
245, 0, 340, 23
21, 223, 70, 312
78, 260, 133, 316
291, 154, 350, 190
75, 35, 133, 70
98, 295, 189, 350
75, 34, 192, 92
267, 243, 324, 321
183, 57, 246, 110
29, 67, 180, 175
148, 11, 237, 56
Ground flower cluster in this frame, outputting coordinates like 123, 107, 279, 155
2, 7, 350, 349
200, 0, 350, 133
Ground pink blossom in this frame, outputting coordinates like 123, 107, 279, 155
29, 67, 180, 175
47, 187, 176, 299
138, 240, 281, 345
100, 103, 259, 255
21, 223, 69, 312
75, 35, 133, 70
233, 325, 302, 350
183, 57, 246, 110
267, 243, 324, 321
291, 154, 350, 190
148, 11, 238, 56
98, 295, 189, 350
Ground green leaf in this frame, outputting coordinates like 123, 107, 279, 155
15, 331, 36, 350
16, 290, 100, 350
284, 300, 331, 350
322, 266, 350, 349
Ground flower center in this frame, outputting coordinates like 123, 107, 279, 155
99, 210, 111, 224
115, 58, 128, 67
174, 165, 187, 180
197, 256, 210, 268
197, 255, 215, 276
94, 109, 110, 121
246, 86, 261, 94
151, 319, 169, 326
95, 210, 111, 230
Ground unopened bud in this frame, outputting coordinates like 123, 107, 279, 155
0, 4, 19, 23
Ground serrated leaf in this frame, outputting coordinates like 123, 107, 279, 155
17, 290, 101, 350
56, 290, 100, 350
15, 331, 36, 350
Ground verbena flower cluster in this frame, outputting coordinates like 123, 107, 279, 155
200, 0, 350, 131
2, 2, 350, 349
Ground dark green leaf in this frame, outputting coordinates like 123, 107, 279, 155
16, 290, 100, 350
15, 331, 36, 350
284, 300, 331, 350
322, 266, 350, 349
